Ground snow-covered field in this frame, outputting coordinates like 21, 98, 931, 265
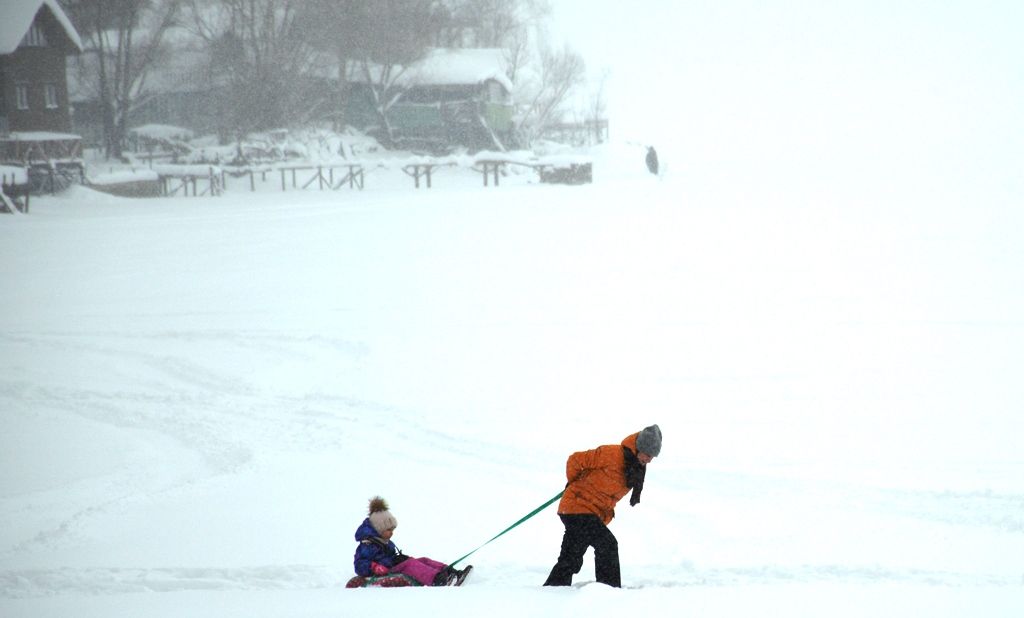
2, 148, 1023, 617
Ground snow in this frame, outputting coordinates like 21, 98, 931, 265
347, 48, 513, 92
0, 0, 82, 55
87, 169, 159, 186
0, 165, 28, 185
398, 48, 513, 92
1, 140, 1022, 617
128, 125, 195, 142
3, 132, 81, 142
151, 164, 222, 177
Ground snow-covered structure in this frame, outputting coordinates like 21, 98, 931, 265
346, 49, 515, 152
1, 0, 83, 161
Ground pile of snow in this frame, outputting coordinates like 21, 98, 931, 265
183, 127, 389, 166
585, 141, 661, 183
88, 169, 159, 186
0, 164, 28, 185
151, 163, 222, 177
128, 124, 195, 142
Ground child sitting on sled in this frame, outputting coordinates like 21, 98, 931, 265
352, 496, 471, 587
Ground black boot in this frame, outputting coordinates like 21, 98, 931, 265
432, 567, 455, 586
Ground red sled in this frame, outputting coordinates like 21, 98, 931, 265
346, 573, 421, 588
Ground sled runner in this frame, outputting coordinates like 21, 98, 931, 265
346, 573, 420, 588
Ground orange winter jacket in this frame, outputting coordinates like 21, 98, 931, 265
557, 432, 640, 525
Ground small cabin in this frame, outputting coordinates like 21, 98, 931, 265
347, 49, 515, 152
0, 0, 84, 162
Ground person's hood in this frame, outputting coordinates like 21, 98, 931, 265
621, 432, 640, 455
354, 517, 380, 542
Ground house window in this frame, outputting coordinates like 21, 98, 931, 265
44, 84, 59, 109
16, 84, 29, 110
23, 24, 48, 47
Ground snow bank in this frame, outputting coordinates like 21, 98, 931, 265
128, 124, 195, 141
151, 164, 223, 176
0, 165, 28, 185
88, 169, 160, 185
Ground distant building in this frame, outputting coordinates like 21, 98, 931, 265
346, 49, 515, 152
0, 0, 84, 162
68, 35, 225, 148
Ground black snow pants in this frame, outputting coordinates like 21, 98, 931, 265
543, 513, 621, 588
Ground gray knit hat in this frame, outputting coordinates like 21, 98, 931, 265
636, 424, 662, 457
368, 496, 398, 533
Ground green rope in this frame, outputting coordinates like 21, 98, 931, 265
448, 490, 564, 567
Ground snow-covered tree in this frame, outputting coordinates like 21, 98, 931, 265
515, 42, 586, 147
66, 0, 182, 159
435, 1, 588, 148
183, 0, 322, 140
295, 0, 444, 147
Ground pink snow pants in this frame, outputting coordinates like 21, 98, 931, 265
390, 557, 447, 586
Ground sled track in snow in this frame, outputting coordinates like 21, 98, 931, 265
0, 565, 343, 598
633, 563, 1021, 589
2, 564, 1019, 598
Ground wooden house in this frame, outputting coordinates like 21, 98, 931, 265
346, 49, 515, 152
0, 0, 83, 162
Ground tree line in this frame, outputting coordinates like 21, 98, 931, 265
60, 0, 595, 159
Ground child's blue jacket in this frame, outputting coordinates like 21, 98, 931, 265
353, 518, 402, 576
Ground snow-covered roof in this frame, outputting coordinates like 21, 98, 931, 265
399, 49, 512, 92
4, 131, 81, 141
347, 49, 513, 92
0, 0, 84, 55
0, 165, 29, 185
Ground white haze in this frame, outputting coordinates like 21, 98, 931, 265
3, 1, 1024, 616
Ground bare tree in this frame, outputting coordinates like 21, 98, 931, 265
437, 1, 590, 148
587, 68, 610, 144
290, 1, 445, 147
66, 0, 182, 159
436, 0, 549, 86
294, 0, 366, 131
349, 0, 441, 148
516, 43, 586, 147
438, 0, 549, 48
183, 0, 321, 140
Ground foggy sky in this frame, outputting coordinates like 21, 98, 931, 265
554, 0, 1023, 204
